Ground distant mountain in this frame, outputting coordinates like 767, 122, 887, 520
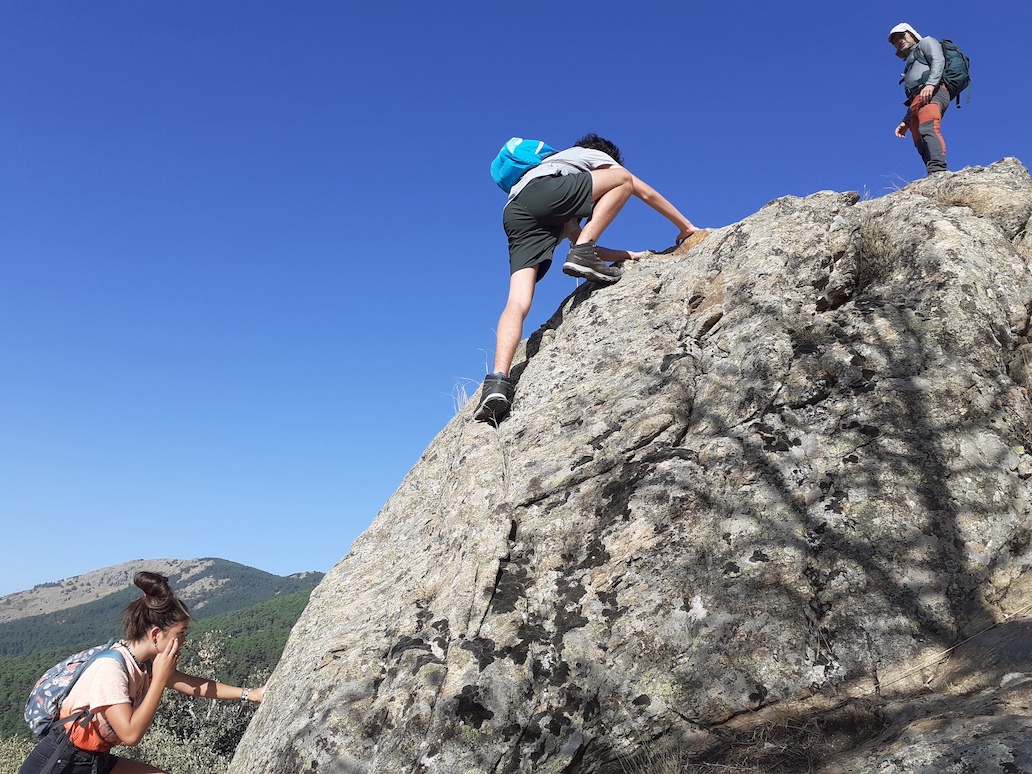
0, 558, 322, 625
0, 558, 324, 658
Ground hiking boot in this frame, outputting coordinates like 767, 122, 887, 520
473, 373, 515, 422
562, 242, 621, 284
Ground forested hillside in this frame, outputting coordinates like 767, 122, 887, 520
0, 589, 312, 740
0, 560, 321, 744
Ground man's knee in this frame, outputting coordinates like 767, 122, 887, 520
590, 167, 633, 199
611, 167, 633, 184
503, 296, 532, 321
607, 168, 633, 192
503, 267, 538, 318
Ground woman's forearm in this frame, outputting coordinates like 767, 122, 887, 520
170, 672, 263, 701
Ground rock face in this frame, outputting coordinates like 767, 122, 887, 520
230, 159, 1032, 773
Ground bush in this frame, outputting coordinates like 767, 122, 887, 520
0, 734, 35, 774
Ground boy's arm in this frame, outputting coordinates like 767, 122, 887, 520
564, 220, 643, 263
596, 246, 645, 262
630, 174, 698, 244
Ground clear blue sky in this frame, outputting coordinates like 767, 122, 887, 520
2, 1, 1029, 596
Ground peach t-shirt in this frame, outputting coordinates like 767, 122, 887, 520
59, 643, 150, 752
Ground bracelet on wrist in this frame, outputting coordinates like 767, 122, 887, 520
240, 687, 250, 703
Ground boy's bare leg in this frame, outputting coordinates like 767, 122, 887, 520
577, 167, 634, 244
492, 266, 538, 375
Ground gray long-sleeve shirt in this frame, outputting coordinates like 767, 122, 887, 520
900, 36, 945, 97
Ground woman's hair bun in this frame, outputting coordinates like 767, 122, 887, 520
134, 571, 172, 601
123, 570, 190, 639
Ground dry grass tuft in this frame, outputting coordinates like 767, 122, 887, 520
853, 199, 903, 289
617, 699, 885, 774
450, 377, 481, 414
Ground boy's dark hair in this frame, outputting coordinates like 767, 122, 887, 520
574, 133, 624, 166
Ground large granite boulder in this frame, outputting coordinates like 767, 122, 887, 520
229, 158, 1032, 773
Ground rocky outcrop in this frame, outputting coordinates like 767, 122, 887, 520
0, 559, 216, 623
0, 559, 324, 624
230, 159, 1032, 773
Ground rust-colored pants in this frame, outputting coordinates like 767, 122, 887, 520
907, 86, 951, 174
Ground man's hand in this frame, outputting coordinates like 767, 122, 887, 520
895, 121, 909, 138
918, 84, 936, 105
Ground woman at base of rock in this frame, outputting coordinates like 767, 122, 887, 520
19, 571, 265, 774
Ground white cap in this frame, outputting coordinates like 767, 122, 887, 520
888, 23, 921, 43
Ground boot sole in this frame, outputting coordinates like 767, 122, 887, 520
474, 394, 511, 422
562, 262, 621, 283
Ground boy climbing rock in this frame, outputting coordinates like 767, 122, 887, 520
474, 133, 698, 423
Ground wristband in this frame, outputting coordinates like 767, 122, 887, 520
240, 687, 250, 703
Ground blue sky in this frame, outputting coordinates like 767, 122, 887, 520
2, 1, 1030, 596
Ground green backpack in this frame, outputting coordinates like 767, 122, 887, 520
915, 38, 971, 107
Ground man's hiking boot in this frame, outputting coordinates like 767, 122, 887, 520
473, 373, 515, 422
562, 242, 621, 284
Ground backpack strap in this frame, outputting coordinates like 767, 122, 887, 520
956, 81, 971, 109
40, 718, 102, 774
49, 648, 128, 732
41, 727, 77, 774
90, 649, 127, 672
63, 647, 127, 703
908, 42, 943, 95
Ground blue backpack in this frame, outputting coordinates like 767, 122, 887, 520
490, 137, 557, 193
25, 639, 127, 736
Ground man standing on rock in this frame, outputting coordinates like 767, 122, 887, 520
474, 133, 699, 423
889, 23, 951, 175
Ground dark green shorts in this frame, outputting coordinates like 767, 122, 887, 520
502, 172, 594, 279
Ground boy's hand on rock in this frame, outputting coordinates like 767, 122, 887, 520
677, 225, 699, 245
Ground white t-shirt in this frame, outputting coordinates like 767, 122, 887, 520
507, 147, 621, 202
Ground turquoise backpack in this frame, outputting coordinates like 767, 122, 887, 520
490, 137, 557, 193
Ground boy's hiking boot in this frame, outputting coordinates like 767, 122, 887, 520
473, 373, 515, 422
562, 242, 621, 284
